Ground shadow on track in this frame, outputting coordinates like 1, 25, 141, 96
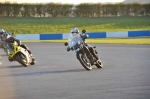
0, 54, 7, 56
0, 65, 23, 69
0, 69, 87, 77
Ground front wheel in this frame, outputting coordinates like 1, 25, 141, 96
77, 53, 92, 71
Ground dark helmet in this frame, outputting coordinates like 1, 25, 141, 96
71, 28, 79, 33
82, 29, 86, 33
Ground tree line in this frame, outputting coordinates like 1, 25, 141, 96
0, 2, 150, 17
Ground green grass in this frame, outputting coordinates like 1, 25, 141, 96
1, 17, 150, 44
22, 37, 150, 45
0, 17, 150, 34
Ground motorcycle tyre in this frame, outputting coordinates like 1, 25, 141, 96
77, 53, 92, 71
95, 59, 103, 68
30, 58, 36, 65
16, 53, 29, 67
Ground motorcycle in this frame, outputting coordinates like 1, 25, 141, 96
4, 41, 36, 67
64, 33, 103, 71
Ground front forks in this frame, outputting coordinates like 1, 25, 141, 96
82, 47, 95, 64
89, 47, 99, 60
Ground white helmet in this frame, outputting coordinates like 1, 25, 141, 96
2, 33, 11, 41
0, 29, 5, 35
71, 28, 79, 33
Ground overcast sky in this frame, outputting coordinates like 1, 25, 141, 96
1, 0, 125, 4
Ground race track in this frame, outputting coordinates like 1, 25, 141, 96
0, 43, 150, 99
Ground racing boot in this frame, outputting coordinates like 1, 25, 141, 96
8, 56, 13, 62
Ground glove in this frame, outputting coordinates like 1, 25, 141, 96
64, 42, 68, 46
67, 47, 70, 51
82, 29, 86, 33
81, 34, 87, 39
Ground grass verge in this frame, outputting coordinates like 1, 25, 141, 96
1, 17, 150, 34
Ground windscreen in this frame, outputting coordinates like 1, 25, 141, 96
68, 33, 82, 48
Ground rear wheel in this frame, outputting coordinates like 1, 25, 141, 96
77, 53, 92, 71
30, 58, 36, 65
95, 59, 103, 68
16, 53, 29, 67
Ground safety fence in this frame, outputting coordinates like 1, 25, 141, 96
17, 30, 150, 40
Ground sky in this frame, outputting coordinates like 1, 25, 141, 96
1, 0, 125, 4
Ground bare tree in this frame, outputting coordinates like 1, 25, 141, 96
143, 3, 150, 16
4, 2, 12, 17
131, 2, 142, 16
0, 3, 5, 16
12, 3, 22, 17
95, 3, 102, 17
36, 3, 43, 17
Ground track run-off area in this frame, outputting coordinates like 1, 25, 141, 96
0, 43, 150, 99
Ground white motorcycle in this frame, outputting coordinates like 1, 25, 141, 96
65, 33, 103, 71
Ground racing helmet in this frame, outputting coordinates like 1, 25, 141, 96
2, 33, 11, 41
0, 29, 5, 36
71, 28, 79, 34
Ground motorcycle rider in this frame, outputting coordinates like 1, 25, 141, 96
66, 28, 99, 61
66, 28, 88, 51
1, 32, 35, 62
0, 29, 13, 40
0, 29, 5, 59
0, 29, 5, 40
0, 29, 5, 47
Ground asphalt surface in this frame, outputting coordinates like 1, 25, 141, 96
0, 43, 150, 99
